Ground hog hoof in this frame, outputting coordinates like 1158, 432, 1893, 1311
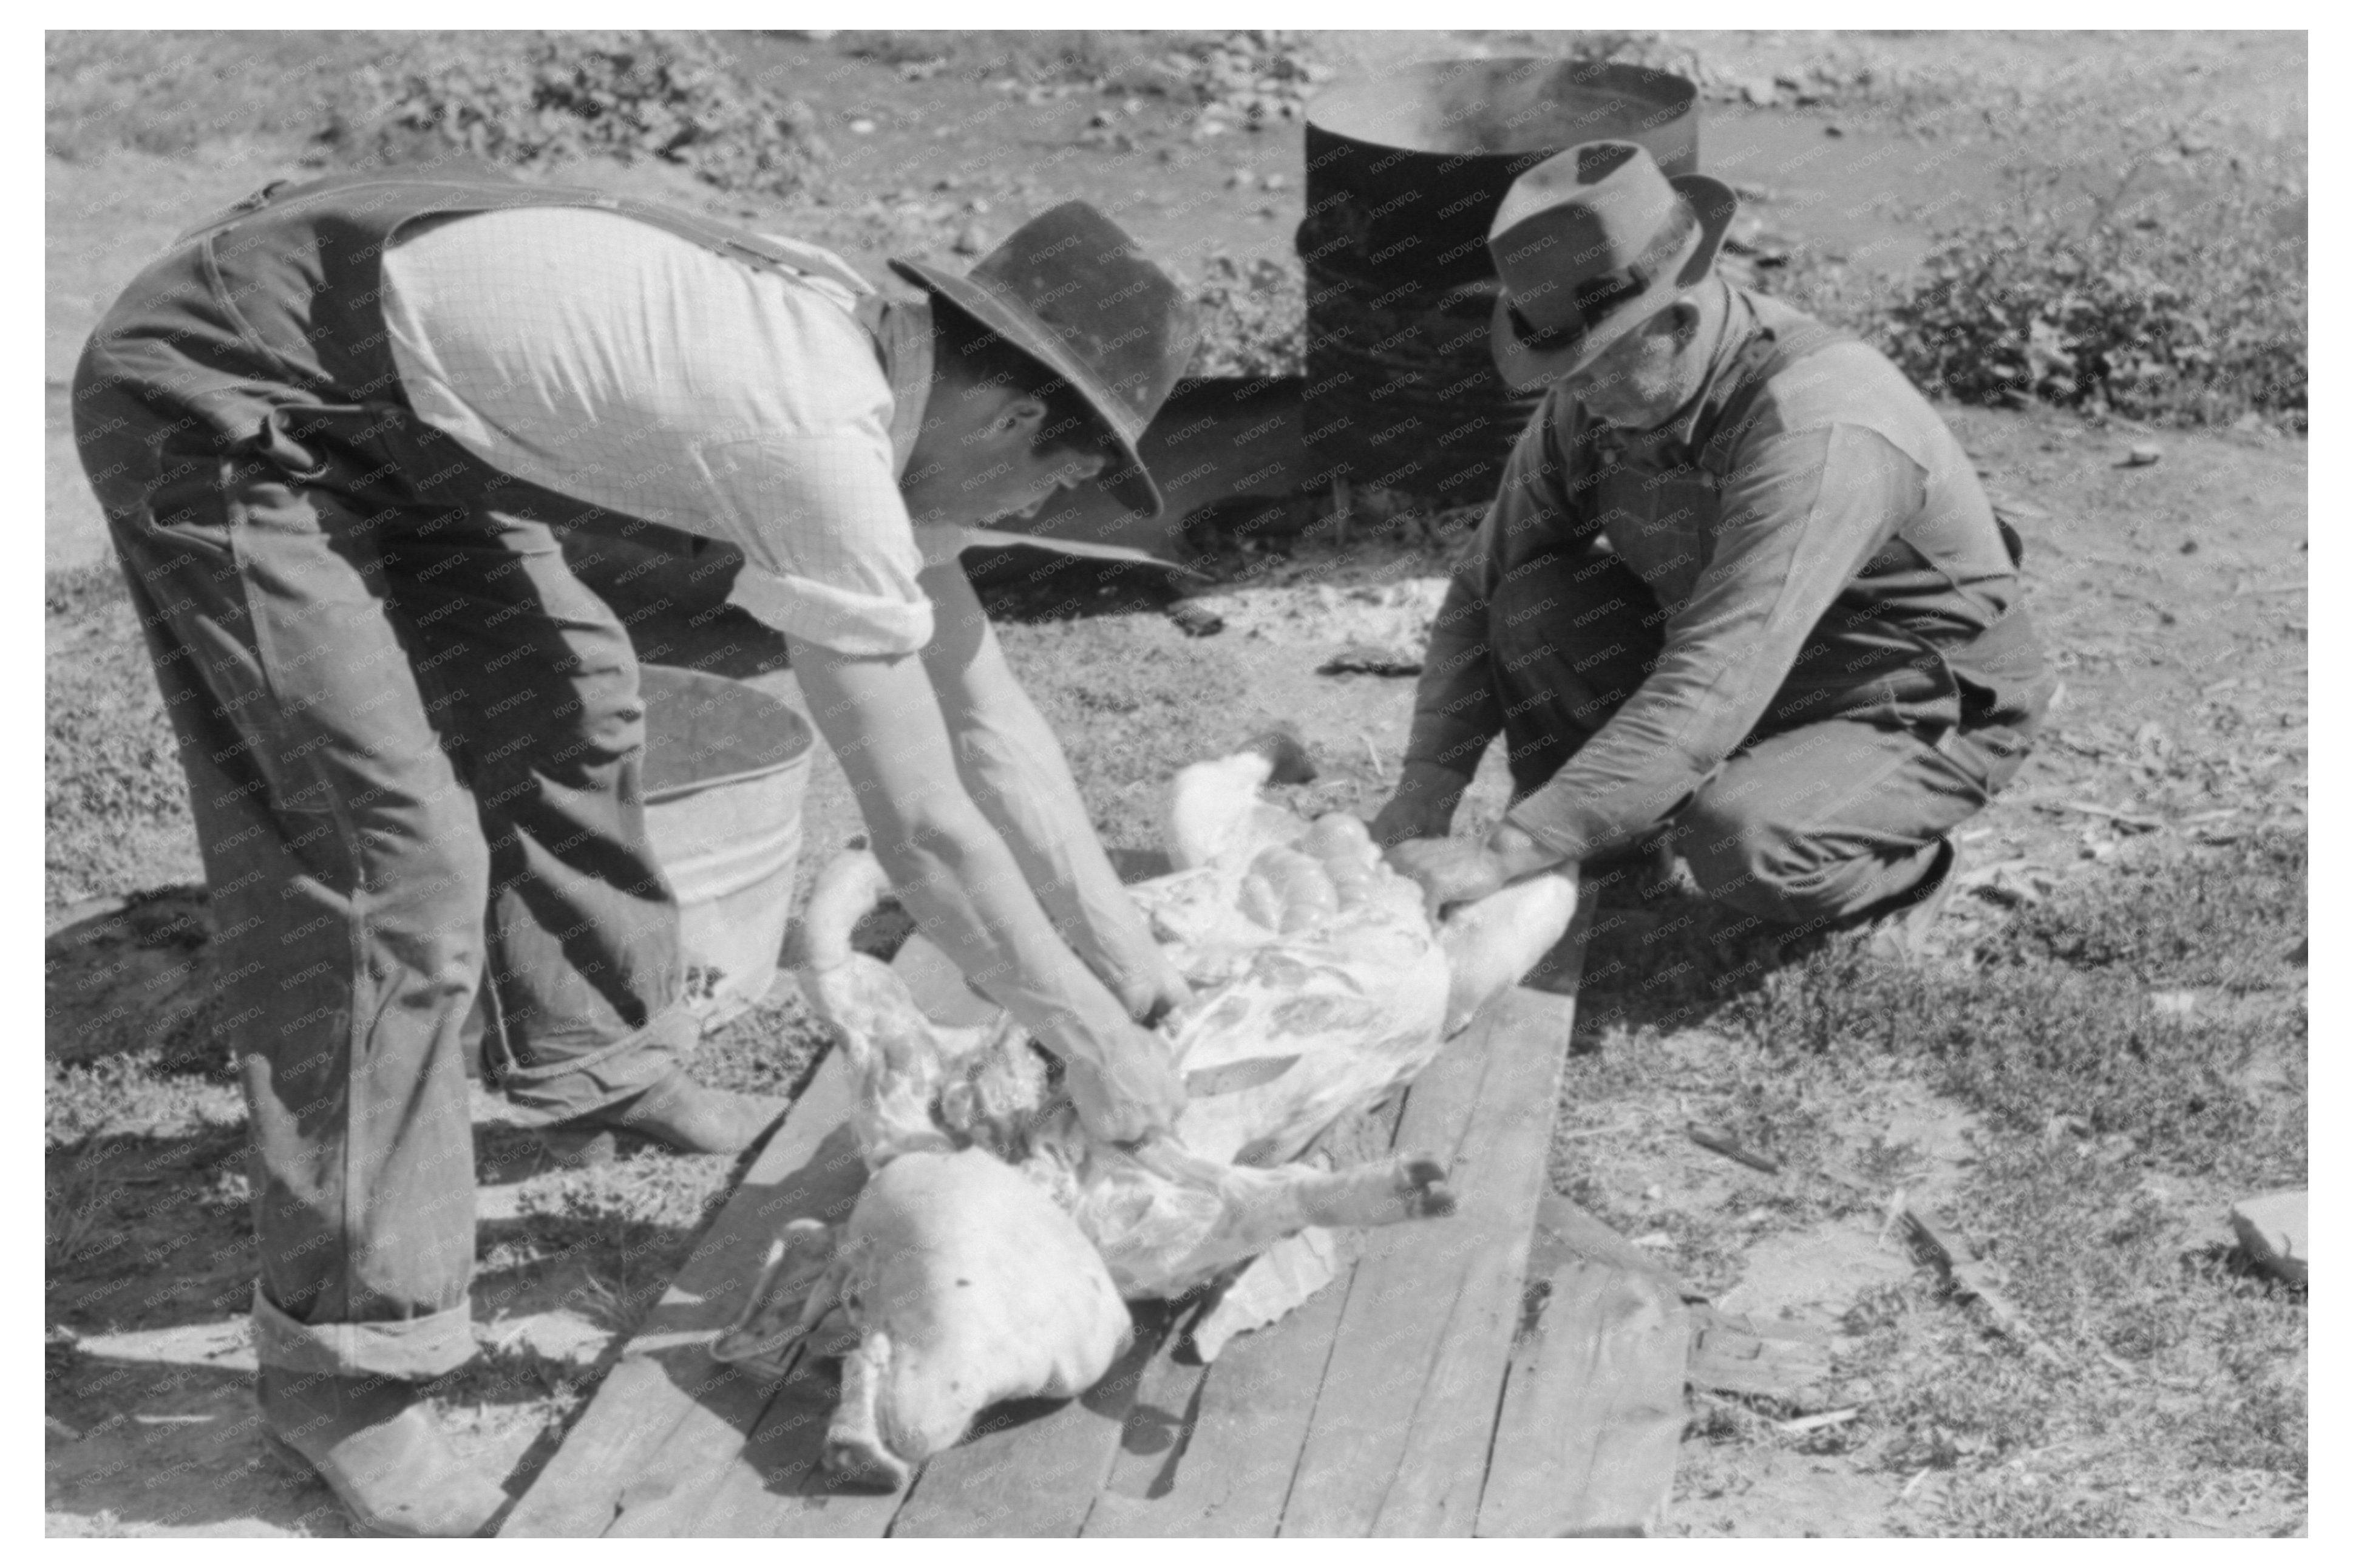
1400, 1154, 1455, 1219
821, 1433, 912, 1493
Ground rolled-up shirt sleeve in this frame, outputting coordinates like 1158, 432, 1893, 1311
702, 433, 936, 657
1503, 423, 1924, 860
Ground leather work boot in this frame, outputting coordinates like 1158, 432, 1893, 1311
257, 1368, 508, 1538
538, 1068, 787, 1166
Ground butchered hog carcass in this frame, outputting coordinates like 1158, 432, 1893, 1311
711, 730, 1579, 1487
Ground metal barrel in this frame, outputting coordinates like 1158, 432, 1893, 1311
1296, 57, 1700, 503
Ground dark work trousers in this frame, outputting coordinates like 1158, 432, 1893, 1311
1490, 546, 2032, 930
73, 231, 696, 1379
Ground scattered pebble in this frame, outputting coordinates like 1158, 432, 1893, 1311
1261, 172, 1289, 191
2125, 443, 2163, 467
952, 224, 989, 256
847, 117, 877, 135
1165, 600, 1225, 638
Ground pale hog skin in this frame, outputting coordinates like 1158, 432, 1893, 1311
827, 1150, 1132, 1487
713, 734, 1580, 1486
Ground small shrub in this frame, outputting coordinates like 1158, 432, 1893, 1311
46, 30, 406, 161
1838, 174, 2307, 430
314, 30, 825, 196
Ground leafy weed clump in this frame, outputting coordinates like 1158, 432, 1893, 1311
314, 30, 826, 196
1872, 183, 2307, 430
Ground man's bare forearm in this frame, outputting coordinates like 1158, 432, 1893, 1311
944, 687, 1163, 983
791, 633, 1140, 1072
912, 560, 1165, 999
865, 799, 1139, 1064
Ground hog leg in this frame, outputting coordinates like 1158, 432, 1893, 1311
1291, 1152, 1456, 1227
710, 1220, 840, 1371
824, 1331, 912, 1491
1438, 869, 1580, 1036
1106, 1140, 1455, 1291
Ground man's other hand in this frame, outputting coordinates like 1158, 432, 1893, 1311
1384, 837, 1510, 919
1371, 761, 1471, 849
1108, 948, 1195, 1030
1064, 1026, 1188, 1144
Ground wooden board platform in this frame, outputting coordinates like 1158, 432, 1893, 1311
504, 911, 1595, 1538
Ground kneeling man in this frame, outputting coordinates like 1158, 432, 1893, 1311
1377, 142, 2053, 942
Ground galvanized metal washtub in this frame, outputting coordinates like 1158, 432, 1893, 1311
639, 664, 814, 1025
1296, 56, 1700, 503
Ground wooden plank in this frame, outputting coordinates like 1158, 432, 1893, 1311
1091, 1316, 1215, 1504
1280, 906, 1590, 1538
638, 1338, 909, 1538
1475, 1257, 1692, 1538
1532, 1192, 1693, 1300
1078, 1269, 1351, 1537
500, 1050, 865, 1536
884, 1303, 1181, 1536
1080, 1096, 1407, 1537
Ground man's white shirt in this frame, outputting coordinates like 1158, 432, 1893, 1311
380, 205, 951, 656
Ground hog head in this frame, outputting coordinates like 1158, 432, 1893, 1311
712, 1147, 1131, 1489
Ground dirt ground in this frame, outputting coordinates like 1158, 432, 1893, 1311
45, 30, 2305, 1538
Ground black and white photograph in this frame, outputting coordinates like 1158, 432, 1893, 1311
39, 15, 2313, 1539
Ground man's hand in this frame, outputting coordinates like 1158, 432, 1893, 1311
1063, 1024, 1189, 1144
1384, 837, 1510, 918
1104, 946, 1195, 1030
1371, 762, 1472, 849
1385, 822, 1567, 918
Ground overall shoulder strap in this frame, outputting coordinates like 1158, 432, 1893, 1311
1693, 313, 1854, 477
577, 191, 877, 299
176, 165, 876, 300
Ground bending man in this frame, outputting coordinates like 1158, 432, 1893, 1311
74, 160, 1198, 1535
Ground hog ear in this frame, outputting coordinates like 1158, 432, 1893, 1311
1243, 724, 1317, 786
710, 1220, 838, 1365
799, 850, 895, 971
1438, 870, 1580, 1035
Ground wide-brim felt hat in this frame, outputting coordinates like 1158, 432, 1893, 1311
892, 203, 1198, 518
1488, 140, 1739, 394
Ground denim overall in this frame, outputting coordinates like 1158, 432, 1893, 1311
1483, 306, 2054, 927
71, 163, 877, 1377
